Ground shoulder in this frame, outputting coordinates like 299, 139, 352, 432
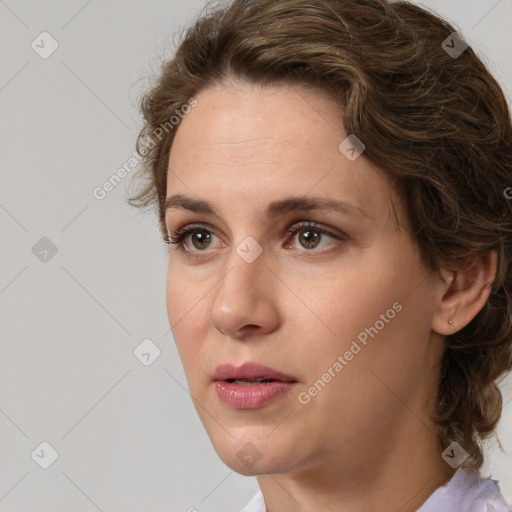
419, 469, 512, 512
238, 470, 511, 512
238, 471, 512, 512
240, 490, 265, 512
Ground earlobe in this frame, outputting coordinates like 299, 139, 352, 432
432, 250, 497, 336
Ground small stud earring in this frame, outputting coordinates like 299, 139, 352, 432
448, 319, 453, 325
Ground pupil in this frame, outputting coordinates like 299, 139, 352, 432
192, 231, 210, 249
300, 229, 320, 249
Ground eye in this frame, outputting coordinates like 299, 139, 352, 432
166, 223, 222, 253
286, 221, 345, 251
165, 221, 346, 258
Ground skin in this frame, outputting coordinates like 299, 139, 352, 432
164, 81, 497, 512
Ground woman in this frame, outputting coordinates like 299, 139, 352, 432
128, 0, 512, 510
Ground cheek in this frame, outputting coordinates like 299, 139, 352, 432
166, 260, 200, 319
295, 254, 422, 387
165, 266, 217, 379
301, 269, 392, 346
165, 266, 204, 353
306, 280, 434, 429
165, 265, 181, 328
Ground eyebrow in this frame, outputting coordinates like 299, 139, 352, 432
165, 193, 372, 220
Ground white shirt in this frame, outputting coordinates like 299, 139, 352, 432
240, 469, 512, 512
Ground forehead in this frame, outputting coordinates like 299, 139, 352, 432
166, 82, 399, 225
172, 82, 341, 152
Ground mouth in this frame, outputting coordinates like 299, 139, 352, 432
212, 362, 298, 409
212, 362, 298, 383
223, 378, 281, 385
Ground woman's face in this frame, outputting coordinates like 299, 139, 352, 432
165, 82, 446, 476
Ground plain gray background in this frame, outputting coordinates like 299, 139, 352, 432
1, 1, 511, 511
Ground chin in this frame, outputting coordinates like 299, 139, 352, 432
210, 432, 300, 476
222, 452, 294, 477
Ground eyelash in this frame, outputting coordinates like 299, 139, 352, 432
165, 221, 346, 259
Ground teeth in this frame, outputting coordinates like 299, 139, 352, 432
231, 379, 274, 385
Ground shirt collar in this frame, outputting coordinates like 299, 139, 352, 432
240, 469, 511, 512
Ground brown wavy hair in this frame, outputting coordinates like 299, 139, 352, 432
127, 0, 512, 471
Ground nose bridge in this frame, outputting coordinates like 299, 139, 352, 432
217, 236, 267, 306
210, 237, 278, 336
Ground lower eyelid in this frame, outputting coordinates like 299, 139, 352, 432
172, 226, 344, 254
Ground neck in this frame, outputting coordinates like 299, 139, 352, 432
256, 421, 456, 512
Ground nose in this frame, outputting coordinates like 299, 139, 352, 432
209, 243, 280, 340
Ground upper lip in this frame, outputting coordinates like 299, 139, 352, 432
212, 362, 298, 382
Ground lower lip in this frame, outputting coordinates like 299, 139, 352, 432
214, 380, 297, 409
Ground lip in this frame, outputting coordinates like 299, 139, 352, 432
214, 380, 297, 409
212, 362, 298, 383
212, 362, 298, 410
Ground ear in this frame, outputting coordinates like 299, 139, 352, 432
432, 250, 497, 335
